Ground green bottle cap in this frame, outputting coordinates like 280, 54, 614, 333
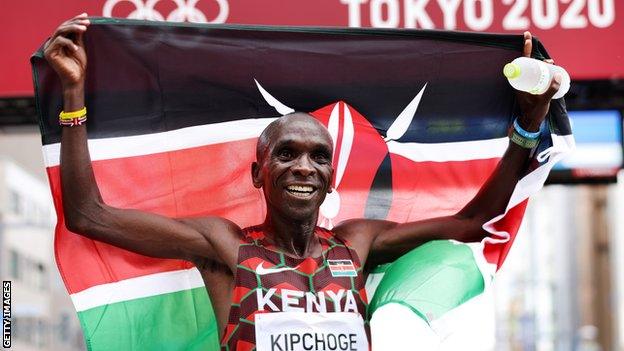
503, 63, 521, 79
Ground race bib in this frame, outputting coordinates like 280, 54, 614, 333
255, 312, 368, 351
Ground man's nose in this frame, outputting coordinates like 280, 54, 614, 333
291, 155, 315, 177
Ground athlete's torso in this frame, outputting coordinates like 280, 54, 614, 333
221, 225, 369, 351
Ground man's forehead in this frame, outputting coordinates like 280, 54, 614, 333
272, 115, 332, 145
277, 118, 328, 135
255, 113, 333, 161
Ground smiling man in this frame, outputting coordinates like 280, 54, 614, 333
45, 13, 561, 351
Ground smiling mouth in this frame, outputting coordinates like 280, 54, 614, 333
286, 185, 316, 198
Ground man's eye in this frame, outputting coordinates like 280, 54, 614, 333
278, 149, 293, 159
313, 153, 330, 163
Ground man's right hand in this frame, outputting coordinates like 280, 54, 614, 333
43, 13, 90, 90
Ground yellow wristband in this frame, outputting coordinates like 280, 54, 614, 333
59, 107, 87, 120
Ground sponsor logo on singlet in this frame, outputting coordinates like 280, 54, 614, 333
255, 262, 301, 275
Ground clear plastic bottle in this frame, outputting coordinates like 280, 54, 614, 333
503, 57, 570, 99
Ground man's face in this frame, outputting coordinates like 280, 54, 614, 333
253, 116, 334, 221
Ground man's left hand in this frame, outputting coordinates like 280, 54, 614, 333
515, 31, 562, 132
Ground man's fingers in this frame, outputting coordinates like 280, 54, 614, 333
73, 12, 88, 20
522, 31, 532, 57
57, 16, 90, 35
51, 19, 90, 51
72, 17, 90, 24
44, 15, 90, 55
60, 15, 86, 28
54, 24, 88, 38
543, 74, 562, 100
70, 13, 89, 27
55, 18, 90, 33
76, 31, 85, 47
71, 19, 91, 27
48, 35, 80, 54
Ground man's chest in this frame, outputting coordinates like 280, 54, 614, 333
228, 260, 369, 351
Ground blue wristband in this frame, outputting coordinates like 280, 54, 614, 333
513, 118, 541, 140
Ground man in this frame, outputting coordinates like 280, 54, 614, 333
45, 13, 561, 350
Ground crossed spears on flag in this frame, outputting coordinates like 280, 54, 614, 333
255, 79, 428, 228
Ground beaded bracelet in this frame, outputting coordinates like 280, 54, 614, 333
59, 115, 87, 127
59, 107, 87, 127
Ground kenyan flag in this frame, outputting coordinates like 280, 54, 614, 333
31, 18, 573, 350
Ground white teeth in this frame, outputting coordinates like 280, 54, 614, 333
289, 191, 310, 198
287, 185, 314, 193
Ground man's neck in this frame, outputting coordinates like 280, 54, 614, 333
262, 212, 320, 258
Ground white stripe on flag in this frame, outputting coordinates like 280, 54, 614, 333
387, 137, 509, 162
70, 268, 205, 312
42, 117, 278, 167
42, 118, 510, 167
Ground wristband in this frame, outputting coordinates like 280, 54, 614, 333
59, 107, 87, 127
59, 115, 87, 127
59, 107, 87, 120
510, 130, 539, 149
513, 118, 540, 140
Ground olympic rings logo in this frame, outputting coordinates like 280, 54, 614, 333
103, 0, 229, 23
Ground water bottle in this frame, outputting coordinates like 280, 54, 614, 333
503, 57, 570, 99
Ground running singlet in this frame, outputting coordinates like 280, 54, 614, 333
221, 226, 369, 351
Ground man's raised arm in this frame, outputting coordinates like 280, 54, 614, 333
45, 14, 240, 270
339, 32, 562, 267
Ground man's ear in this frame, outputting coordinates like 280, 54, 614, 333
251, 161, 262, 189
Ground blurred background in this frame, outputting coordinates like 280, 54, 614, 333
0, 1, 622, 350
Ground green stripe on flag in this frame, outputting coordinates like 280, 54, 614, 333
369, 240, 485, 323
77, 287, 220, 351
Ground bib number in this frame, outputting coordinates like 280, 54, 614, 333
255, 312, 368, 351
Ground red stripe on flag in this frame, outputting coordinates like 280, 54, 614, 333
388, 154, 528, 270
50, 139, 265, 294
386, 154, 502, 222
